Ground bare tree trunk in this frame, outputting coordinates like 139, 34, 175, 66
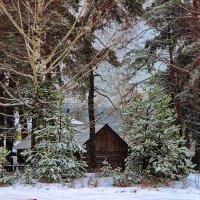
5, 106, 14, 157
31, 1, 42, 148
192, 0, 200, 170
0, 73, 4, 146
45, 32, 51, 80
193, 0, 198, 18
19, 108, 28, 139
88, 68, 96, 171
168, 25, 182, 137
0, 72, 15, 156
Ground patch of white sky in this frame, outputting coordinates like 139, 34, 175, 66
94, 19, 159, 104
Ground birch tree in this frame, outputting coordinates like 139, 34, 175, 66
0, 0, 100, 148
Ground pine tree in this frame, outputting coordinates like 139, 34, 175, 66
124, 0, 200, 168
23, 88, 87, 183
144, 0, 200, 168
0, 147, 9, 178
125, 86, 194, 182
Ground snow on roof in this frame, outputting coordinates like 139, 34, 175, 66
13, 135, 31, 150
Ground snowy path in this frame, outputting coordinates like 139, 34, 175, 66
0, 185, 200, 200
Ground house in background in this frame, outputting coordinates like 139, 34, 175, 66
83, 124, 128, 171
13, 135, 31, 163
14, 121, 128, 171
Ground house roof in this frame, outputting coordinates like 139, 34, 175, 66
13, 135, 31, 150
73, 124, 103, 145
83, 124, 128, 146
74, 123, 122, 145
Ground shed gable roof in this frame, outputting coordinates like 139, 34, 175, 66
84, 124, 128, 146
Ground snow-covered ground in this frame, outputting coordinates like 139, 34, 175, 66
1, 174, 200, 200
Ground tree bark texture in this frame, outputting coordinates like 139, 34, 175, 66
167, 25, 182, 137
88, 69, 96, 171
31, 1, 42, 148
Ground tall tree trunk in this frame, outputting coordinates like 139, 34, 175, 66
0, 73, 4, 146
31, 2, 42, 148
88, 68, 96, 171
5, 106, 14, 156
19, 108, 28, 139
45, 32, 51, 80
0, 72, 15, 157
168, 25, 182, 137
193, 0, 198, 18
192, 0, 200, 170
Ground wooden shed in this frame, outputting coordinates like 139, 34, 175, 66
84, 124, 128, 171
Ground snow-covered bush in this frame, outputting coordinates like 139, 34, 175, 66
99, 160, 131, 186
100, 159, 113, 177
0, 176, 16, 186
112, 168, 132, 187
124, 87, 194, 183
23, 114, 87, 183
23, 165, 35, 184
0, 147, 15, 185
